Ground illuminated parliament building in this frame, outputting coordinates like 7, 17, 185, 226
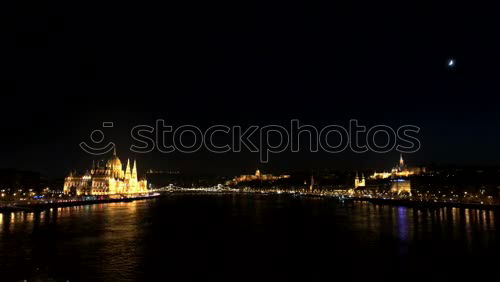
64, 149, 148, 195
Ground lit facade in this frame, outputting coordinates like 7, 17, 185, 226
63, 149, 148, 195
354, 173, 366, 189
390, 179, 411, 195
370, 154, 425, 179
226, 169, 290, 186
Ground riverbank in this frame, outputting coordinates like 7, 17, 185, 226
2, 189, 498, 213
0, 194, 161, 213
155, 189, 500, 210
350, 196, 500, 210
170, 189, 500, 210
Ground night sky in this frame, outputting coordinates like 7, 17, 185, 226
5, 1, 500, 177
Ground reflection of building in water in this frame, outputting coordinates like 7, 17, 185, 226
390, 179, 411, 195
354, 172, 366, 189
226, 169, 290, 186
63, 149, 148, 195
370, 154, 425, 179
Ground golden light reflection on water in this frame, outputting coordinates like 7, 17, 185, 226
1, 200, 498, 252
0, 201, 143, 235
343, 200, 499, 250
0, 201, 147, 281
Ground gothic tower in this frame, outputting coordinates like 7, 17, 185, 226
354, 172, 366, 188
125, 158, 131, 180
132, 159, 138, 180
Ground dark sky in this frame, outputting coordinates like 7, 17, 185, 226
4, 1, 500, 177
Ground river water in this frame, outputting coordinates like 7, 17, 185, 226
0, 193, 499, 281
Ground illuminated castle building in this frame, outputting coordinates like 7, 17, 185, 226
370, 154, 425, 179
63, 149, 148, 195
226, 169, 290, 186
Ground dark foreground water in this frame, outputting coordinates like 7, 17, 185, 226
1, 193, 499, 281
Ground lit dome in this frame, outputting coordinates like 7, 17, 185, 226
107, 148, 122, 168
107, 155, 122, 168
106, 148, 124, 178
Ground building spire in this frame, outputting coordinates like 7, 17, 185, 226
125, 158, 131, 179
113, 146, 117, 156
309, 174, 314, 192
399, 153, 404, 166
132, 159, 137, 179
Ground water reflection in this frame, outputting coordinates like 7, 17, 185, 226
1, 201, 497, 243
347, 202, 497, 251
396, 207, 409, 242
0, 196, 499, 280
0, 201, 146, 280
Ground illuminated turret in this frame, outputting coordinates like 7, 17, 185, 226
132, 159, 137, 180
125, 158, 131, 180
354, 172, 366, 189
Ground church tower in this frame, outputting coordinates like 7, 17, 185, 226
354, 172, 366, 189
